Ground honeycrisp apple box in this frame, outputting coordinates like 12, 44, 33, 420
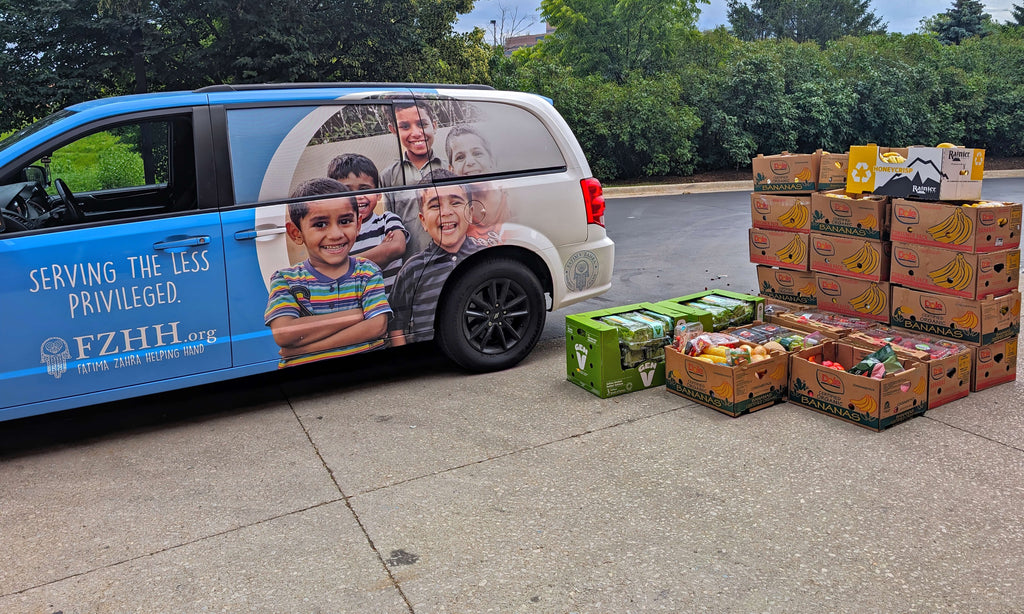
756, 265, 817, 305
665, 345, 788, 417
789, 341, 928, 431
752, 151, 821, 194
749, 228, 810, 271
810, 190, 890, 240
814, 274, 891, 324
751, 193, 812, 233
844, 328, 971, 410
889, 242, 1020, 300
973, 337, 1018, 392
889, 198, 1022, 253
846, 144, 985, 201
809, 233, 891, 283
566, 303, 690, 399
890, 286, 1021, 346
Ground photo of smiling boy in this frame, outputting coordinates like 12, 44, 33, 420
388, 170, 481, 346
264, 177, 391, 367
380, 102, 447, 261
327, 153, 408, 293
445, 125, 510, 248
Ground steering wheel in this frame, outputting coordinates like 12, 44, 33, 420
53, 178, 82, 223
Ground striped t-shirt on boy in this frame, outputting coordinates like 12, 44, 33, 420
351, 210, 408, 292
264, 257, 391, 367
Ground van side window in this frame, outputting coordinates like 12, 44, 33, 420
436, 101, 566, 179
226, 104, 401, 204
0, 115, 197, 234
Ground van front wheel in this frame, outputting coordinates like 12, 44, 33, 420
437, 259, 546, 372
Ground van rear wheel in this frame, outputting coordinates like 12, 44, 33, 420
437, 258, 546, 372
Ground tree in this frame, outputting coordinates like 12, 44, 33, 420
1011, 2, 1024, 26
726, 0, 886, 47
537, 0, 707, 83
925, 0, 992, 45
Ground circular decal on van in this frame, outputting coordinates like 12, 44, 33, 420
565, 250, 599, 292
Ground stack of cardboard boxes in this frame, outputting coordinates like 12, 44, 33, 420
750, 144, 1022, 429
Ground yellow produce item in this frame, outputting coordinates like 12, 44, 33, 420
703, 346, 729, 357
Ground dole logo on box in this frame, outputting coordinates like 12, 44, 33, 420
817, 370, 845, 393
979, 210, 997, 226
771, 160, 790, 175
894, 247, 920, 267
979, 257, 993, 272
813, 238, 836, 256
818, 277, 842, 296
922, 297, 948, 315
753, 196, 771, 213
775, 271, 796, 287
830, 201, 853, 217
894, 204, 919, 224
686, 361, 708, 381
751, 232, 770, 249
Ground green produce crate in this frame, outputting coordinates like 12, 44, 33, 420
566, 302, 703, 398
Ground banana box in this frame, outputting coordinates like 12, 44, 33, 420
756, 265, 817, 305
846, 144, 984, 201
789, 341, 928, 431
818, 151, 849, 191
752, 151, 821, 194
810, 190, 890, 240
844, 328, 971, 410
566, 303, 690, 398
665, 345, 788, 417
749, 228, 810, 271
814, 273, 891, 323
890, 286, 1021, 346
890, 198, 1022, 253
890, 242, 1020, 300
751, 193, 811, 233
973, 337, 1018, 392
809, 233, 891, 283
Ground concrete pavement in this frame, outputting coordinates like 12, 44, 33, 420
2, 333, 1024, 612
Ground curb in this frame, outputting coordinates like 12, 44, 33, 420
604, 169, 1024, 199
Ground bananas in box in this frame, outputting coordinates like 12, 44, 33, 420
890, 241, 1020, 300
891, 199, 1022, 253
890, 286, 1021, 346
809, 233, 891, 282
752, 151, 821, 195
749, 228, 810, 271
751, 194, 811, 232
814, 273, 891, 323
788, 341, 927, 431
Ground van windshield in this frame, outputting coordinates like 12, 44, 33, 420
0, 110, 76, 154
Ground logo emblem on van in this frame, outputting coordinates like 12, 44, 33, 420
565, 250, 600, 292
41, 337, 71, 379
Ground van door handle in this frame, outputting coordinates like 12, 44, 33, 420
234, 227, 287, 241
153, 236, 211, 251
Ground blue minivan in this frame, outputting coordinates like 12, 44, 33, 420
0, 84, 614, 421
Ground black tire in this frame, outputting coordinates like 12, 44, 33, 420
436, 258, 546, 372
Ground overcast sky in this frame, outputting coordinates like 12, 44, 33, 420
457, 0, 1020, 37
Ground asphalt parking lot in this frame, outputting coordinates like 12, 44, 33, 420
3, 175, 1024, 613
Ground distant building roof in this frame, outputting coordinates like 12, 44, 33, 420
503, 23, 554, 55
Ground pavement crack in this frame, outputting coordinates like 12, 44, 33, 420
923, 414, 1024, 454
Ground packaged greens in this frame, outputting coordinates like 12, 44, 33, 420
685, 301, 731, 330
698, 295, 754, 324
601, 314, 653, 345
622, 311, 670, 339
847, 344, 904, 377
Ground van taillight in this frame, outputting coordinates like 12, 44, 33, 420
581, 177, 605, 227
